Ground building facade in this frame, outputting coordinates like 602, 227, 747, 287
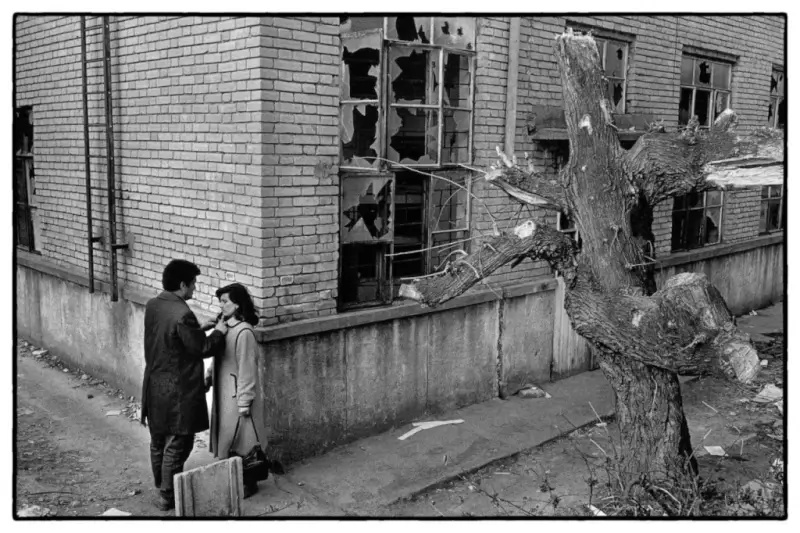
15, 15, 785, 460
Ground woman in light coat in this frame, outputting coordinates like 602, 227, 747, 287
206, 283, 267, 498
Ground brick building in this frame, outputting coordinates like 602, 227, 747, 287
15, 15, 785, 459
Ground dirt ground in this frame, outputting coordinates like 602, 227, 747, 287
15, 333, 784, 518
15, 340, 178, 517
387, 335, 785, 517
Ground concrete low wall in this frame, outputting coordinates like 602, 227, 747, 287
16, 234, 784, 461
655, 236, 783, 316
16, 264, 148, 396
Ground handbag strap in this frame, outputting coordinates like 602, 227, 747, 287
228, 408, 261, 454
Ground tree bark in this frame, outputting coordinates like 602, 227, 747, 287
400, 29, 774, 495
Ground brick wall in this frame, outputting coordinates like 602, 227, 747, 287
513, 15, 784, 260
15, 15, 341, 325
259, 16, 340, 324
16, 15, 783, 326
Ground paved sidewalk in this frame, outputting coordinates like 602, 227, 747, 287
204, 301, 784, 517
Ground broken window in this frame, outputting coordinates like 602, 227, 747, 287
759, 185, 784, 234
14, 106, 37, 251
339, 17, 476, 309
671, 189, 723, 252
340, 30, 382, 169
569, 27, 630, 114
769, 67, 785, 129
593, 36, 628, 113
678, 55, 732, 127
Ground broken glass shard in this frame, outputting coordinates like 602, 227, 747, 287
604, 42, 625, 79
433, 17, 476, 50
442, 109, 470, 164
386, 16, 432, 43
341, 176, 393, 243
340, 104, 380, 168
694, 90, 711, 126
696, 61, 711, 85
388, 107, 438, 165
341, 31, 381, 100
390, 46, 431, 105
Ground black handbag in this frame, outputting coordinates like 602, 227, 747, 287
228, 415, 270, 486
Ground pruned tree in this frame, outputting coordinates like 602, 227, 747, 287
399, 30, 783, 501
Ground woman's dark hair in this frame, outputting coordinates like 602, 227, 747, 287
215, 283, 259, 326
162, 259, 201, 291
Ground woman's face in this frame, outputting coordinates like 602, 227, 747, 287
220, 293, 239, 319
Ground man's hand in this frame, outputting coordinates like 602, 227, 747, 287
238, 406, 251, 417
214, 320, 228, 335
204, 369, 213, 392
200, 319, 217, 331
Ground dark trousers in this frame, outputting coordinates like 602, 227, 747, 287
149, 432, 195, 500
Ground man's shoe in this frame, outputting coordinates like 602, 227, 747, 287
154, 495, 175, 512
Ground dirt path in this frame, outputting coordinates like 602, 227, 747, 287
15, 339, 215, 517
387, 336, 785, 517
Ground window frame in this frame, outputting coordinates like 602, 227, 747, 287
769, 67, 785, 129
338, 17, 477, 310
14, 106, 37, 252
759, 185, 784, 234
679, 54, 733, 127
670, 189, 725, 252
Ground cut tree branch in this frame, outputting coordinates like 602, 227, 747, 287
484, 149, 567, 210
398, 221, 577, 307
564, 272, 760, 382
624, 113, 784, 206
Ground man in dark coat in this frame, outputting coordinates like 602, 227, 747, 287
141, 259, 228, 511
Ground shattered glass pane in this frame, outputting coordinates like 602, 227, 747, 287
431, 173, 468, 230
777, 98, 786, 128
713, 63, 730, 90
693, 89, 711, 126
770, 71, 779, 95
678, 88, 693, 125
714, 91, 729, 120
604, 41, 625, 79
389, 47, 432, 105
696, 60, 711, 85
777, 72, 785, 96
442, 109, 470, 164
388, 107, 439, 165
444, 52, 471, 108
341, 31, 381, 100
680, 56, 694, 85
433, 17, 476, 50
386, 16, 432, 43
340, 242, 389, 304
606, 78, 625, 113
705, 207, 721, 244
705, 190, 722, 207
431, 230, 468, 269
758, 202, 768, 233
340, 104, 380, 168
765, 200, 781, 232
341, 176, 393, 243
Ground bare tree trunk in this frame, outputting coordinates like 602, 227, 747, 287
400, 29, 776, 500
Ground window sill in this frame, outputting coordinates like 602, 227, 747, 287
659, 233, 783, 268
258, 276, 559, 343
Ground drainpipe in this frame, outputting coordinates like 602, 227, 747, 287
504, 17, 521, 158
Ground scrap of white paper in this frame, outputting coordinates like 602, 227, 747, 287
398, 419, 464, 441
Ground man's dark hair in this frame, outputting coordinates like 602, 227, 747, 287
215, 283, 259, 326
162, 259, 201, 292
